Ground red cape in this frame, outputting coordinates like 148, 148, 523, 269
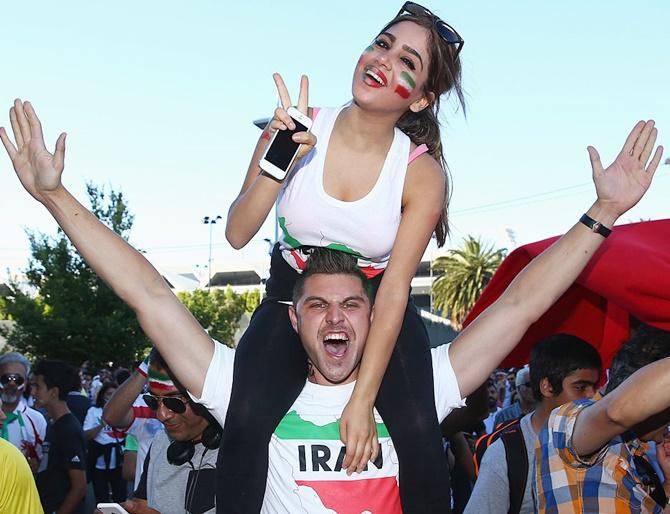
462, 219, 670, 368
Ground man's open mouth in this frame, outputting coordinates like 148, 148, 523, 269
323, 332, 350, 357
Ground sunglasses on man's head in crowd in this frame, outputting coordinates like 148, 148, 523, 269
143, 393, 190, 414
0, 373, 25, 389
396, 1, 464, 59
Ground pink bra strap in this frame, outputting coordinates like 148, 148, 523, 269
408, 143, 429, 164
311, 107, 321, 119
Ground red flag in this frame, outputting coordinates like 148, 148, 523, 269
462, 219, 670, 368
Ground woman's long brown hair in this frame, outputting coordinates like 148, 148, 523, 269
380, 12, 466, 247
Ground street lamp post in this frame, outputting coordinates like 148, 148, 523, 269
203, 215, 222, 287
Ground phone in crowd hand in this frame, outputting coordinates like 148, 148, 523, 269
259, 106, 313, 181
97, 503, 130, 514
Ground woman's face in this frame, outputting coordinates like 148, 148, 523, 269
352, 20, 432, 113
103, 387, 116, 405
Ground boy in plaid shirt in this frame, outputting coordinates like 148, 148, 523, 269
535, 325, 670, 513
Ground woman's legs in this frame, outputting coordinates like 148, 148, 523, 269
109, 466, 127, 503
375, 307, 452, 513
91, 467, 110, 503
216, 300, 308, 513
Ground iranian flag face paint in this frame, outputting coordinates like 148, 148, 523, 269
394, 71, 416, 100
356, 44, 375, 67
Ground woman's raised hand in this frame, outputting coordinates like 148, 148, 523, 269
0, 99, 66, 203
588, 120, 663, 218
268, 73, 316, 161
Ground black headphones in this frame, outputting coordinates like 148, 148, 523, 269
166, 398, 222, 466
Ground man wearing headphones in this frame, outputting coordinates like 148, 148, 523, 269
120, 350, 221, 514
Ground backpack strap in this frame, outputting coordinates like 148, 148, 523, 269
500, 422, 528, 514
473, 418, 518, 476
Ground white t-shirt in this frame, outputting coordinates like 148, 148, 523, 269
276, 106, 411, 278
193, 342, 465, 513
83, 406, 127, 469
1, 398, 47, 463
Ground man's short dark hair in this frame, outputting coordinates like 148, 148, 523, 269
32, 359, 79, 401
529, 334, 602, 402
292, 248, 374, 305
114, 368, 131, 386
605, 323, 670, 394
148, 348, 175, 381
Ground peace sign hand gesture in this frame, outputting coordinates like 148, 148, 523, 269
267, 73, 316, 162
589, 119, 663, 218
0, 99, 66, 204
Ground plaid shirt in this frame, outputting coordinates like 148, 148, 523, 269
534, 400, 664, 513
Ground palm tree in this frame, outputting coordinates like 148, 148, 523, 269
431, 236, 507, 330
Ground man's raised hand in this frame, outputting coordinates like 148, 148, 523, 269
588, 120, 663, 218
0, 99, 66, 203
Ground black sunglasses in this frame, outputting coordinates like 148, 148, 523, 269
0, 373, 25, 388
396, 2, 464, 59
143, 393, 190, 414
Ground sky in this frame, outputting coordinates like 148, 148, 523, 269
1, 0, 669, 283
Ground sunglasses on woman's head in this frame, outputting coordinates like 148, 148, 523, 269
396, 1, 464, 59
143, 393, 190, 414
0, 373, 25, 388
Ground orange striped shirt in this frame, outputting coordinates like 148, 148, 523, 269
534, 400, 664, 513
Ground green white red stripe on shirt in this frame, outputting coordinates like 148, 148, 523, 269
275, 410, 389, 439
273, 409, 400, 512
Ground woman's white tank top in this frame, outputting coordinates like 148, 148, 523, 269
276, 106, 412, 278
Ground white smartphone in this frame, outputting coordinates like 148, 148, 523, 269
97, 503, 130, 514
259, 106, 313, 180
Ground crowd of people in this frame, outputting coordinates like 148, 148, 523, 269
0, 353, 142, 512
0, 348, 222, 513
0, 1, 667, 513
4, 319, 670, 514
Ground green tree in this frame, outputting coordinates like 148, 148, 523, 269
1, 183, 148, 367
0, 296, 8, 320
431, 236, 507, 330
177, 287, 260, 347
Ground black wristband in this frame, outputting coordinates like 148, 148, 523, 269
579, 213, 612, 238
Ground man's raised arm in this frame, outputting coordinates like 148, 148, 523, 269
572, 356, 670, 457
449, 120, 663, 397
103, 367, 148, 428
0, 100, 213, 397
